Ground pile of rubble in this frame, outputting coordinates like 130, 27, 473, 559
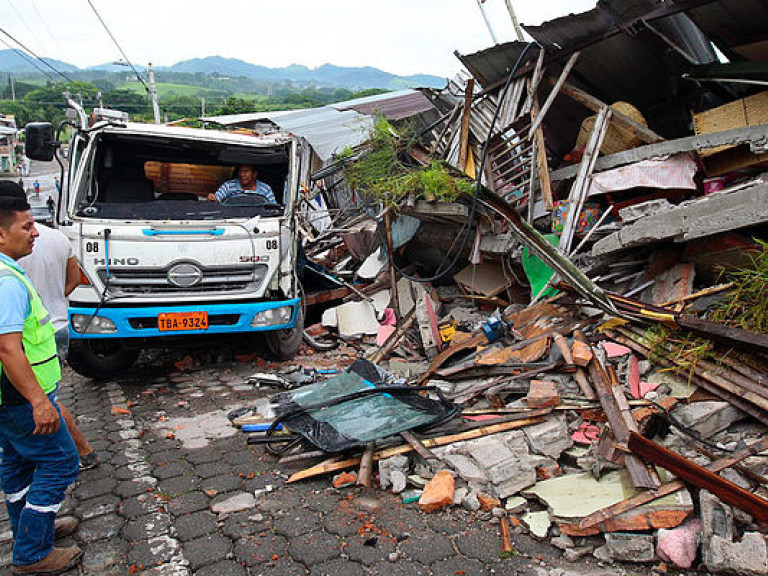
227, 1, 768, 573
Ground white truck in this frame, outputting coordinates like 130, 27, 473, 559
25, 101, 305, 378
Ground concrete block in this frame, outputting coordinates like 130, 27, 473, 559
442, 454, 488, 487
619, 199, 674, 223
524, 417, 574, 459
488, 457, 536, 498
461, 437, 516, 472
673, 401, 746, 439
706, 532, 768, 576
701, 490, 734, 563
379, 455, 409, 490
605, 532, 656, 563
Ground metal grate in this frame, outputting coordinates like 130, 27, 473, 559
97, 264, 266, 295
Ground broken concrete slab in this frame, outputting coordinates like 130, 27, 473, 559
524, 416, 574, 459
674, 401, 746, 439
211, 492, 256, 515
706, 532, 768, 576
522, 510, 551, 539
442, 454, 488, 488
593, 183, 768, 256
335, 300, 381, 336
379, 455, 409, 491
701, 490, 734, 550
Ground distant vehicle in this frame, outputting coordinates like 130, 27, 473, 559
25, 101, 306, 378
26, 190, 55, 225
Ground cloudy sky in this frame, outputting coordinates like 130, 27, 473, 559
3, 0, 596, 77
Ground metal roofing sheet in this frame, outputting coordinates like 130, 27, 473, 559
202, 107, 373, 162
331, 89, 437, 121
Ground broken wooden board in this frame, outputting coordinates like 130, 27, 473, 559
454, 261, 514, 298
523, 469, 693, 537
287, 417, 544, 483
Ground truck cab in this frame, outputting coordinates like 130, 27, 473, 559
26, 107, 305, 378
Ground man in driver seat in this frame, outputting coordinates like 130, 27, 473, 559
207, 164, 275, 204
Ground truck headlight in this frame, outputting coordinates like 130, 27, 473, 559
251, 306, 293, 328
71, 314, 117, 334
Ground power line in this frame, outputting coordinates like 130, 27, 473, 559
84, 0, 151, 95
28, 0, 71, 63
0, 35, 58, 82
0, 26, 74, 82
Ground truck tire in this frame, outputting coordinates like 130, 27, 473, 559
66, 339, 140, 379
264, 307, 304, 360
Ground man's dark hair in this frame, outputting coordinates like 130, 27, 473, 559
0, 196, 31, 229
0, 180, 28, 202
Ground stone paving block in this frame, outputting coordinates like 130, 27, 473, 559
185, 447, 221, 465
78, 494, 121, 520
127, 534, 182, 567
309, 557, 366, 576
182, 534, 232, 570
174, 510, 219, 541
193, 462, 226, 479
342, 535, 397, 566
75, 477, 118, 500
79, 513, 124, 541
153, 460, 194, 480
157, 474, 200, 497
167, 492, 209, 516
323, 509, 364, 537
605, 532, 655, 563
234, 534, 289, 566
368, 561, 430, 575
122, 512, 173, 540
195, 560, 247, 576
273, 511, 322, 537
455, 528, 503, 563
424, 511, 468, 535
220, 510, 269, 540
201, 473, 242, 494
79, 539, 127, 573
288, 530, 341, 566
431, 556, 492, 575
120, 493, 163, 519
400, 532, 455, 565
115, 477, 157, 498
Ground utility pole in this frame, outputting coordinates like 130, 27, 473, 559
148, 62, 161, 124
201, 97, 206, 129
503, 0, 525, 41
9, 75, 15, 101
475, 0, 498, 44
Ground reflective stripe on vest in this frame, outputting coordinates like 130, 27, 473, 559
0, 261, 61, 404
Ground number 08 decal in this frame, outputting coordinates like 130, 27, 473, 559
266, 239, 278, 250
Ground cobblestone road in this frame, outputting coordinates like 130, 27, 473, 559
0, 347, 642, 576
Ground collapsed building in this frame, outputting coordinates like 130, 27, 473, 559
207, 1, 768, 572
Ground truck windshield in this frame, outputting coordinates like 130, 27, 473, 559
74, 135, 290, 221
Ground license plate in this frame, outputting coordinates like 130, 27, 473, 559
158, 312, 208, 331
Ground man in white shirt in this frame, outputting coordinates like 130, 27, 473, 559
13, 210, 99, 471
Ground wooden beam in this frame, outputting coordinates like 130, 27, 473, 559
530, 87, 553, 210
580, 435, 768, 530
287, 417, 544, 483
628, 431, 768, 522
527, 52, 580, 140
552, 79, 664, 145
458, 79, 475, 172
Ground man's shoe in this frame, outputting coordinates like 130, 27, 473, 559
78, 451, 99, 471
53, 516, 78, 540
12, 546, 83, 575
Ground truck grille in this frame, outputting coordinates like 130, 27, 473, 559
97, 264, 266, 295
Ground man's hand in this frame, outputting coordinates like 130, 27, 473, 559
31, 398, 60, 435
206, 193, 218, 202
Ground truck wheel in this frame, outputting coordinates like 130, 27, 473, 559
66, 339, 140, 379
264, 307, 304, 360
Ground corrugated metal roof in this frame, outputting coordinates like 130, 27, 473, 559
202, 107, 373, 162
330, 89, 437, 121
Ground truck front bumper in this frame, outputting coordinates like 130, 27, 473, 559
68, 298, 301, 339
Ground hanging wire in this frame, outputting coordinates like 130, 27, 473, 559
0, 26, 74, 82
0, 35, 57, 82
28, 0, 71, 63
85, 0, 151, 96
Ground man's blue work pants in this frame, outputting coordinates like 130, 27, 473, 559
0, 391, 79, 566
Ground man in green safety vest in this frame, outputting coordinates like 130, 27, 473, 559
0, 186, 82, 575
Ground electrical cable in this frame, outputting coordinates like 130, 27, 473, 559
0, 36, 57, 82
85, 0, 152, 96
0, 26, 74, 82
381, 41, 539, 284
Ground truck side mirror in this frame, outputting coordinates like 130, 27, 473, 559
25, 122, 57, 161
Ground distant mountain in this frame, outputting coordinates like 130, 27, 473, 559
0, 50, 447, 90
0, 50, 77, 74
